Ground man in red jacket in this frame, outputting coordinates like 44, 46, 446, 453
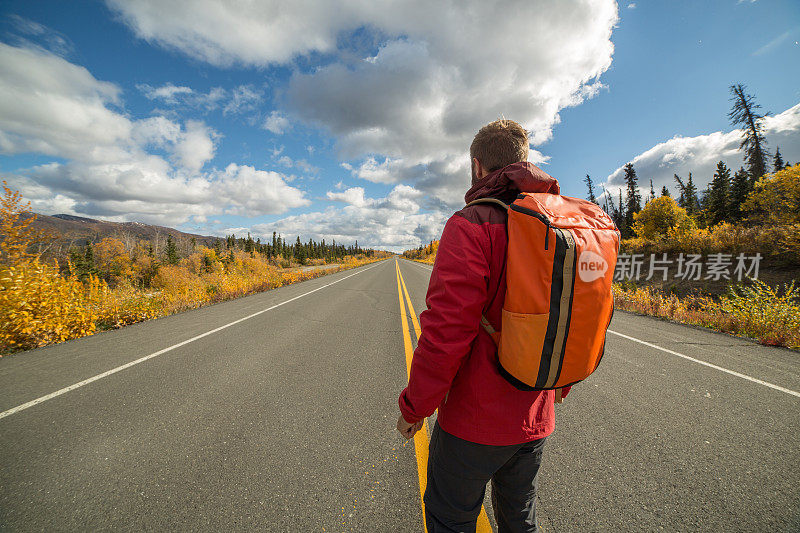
397, 119, 570, 532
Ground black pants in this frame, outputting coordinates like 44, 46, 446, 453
423, 421, 546, 533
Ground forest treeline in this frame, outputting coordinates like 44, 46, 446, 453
401, 84, 799, 348
581, 85, 798, 261
67, 229, 376, 289
402, 240, 438, 264
0, 185, 390, 353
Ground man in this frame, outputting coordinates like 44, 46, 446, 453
397, 119, 570, 532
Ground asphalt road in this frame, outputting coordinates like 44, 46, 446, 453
1, 258, 798, 531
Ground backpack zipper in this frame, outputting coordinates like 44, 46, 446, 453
544, 220, 550, 250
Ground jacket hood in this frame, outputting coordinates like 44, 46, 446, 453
464, 161, 560, 204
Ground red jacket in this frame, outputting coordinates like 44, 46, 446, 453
399, 162, 564, 446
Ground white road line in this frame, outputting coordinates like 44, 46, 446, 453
403, 259, 433, 271
401, 259, 798, 399
0, 261, 386, 421
607, 330, 800, 398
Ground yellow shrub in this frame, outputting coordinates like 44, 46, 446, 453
632, 196, 693, 240
0, 259, 98, 351
744, 164, 800, 225
94, 237, 132, 286
613, 280, 800, 349
716, 279, 800, 348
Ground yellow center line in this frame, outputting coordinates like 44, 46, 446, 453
396, 259, 494, 533
396, 259, 429, 532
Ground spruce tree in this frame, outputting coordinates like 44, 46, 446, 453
649, 179, 655, 203
84, 244, 96, 275
166, 235, 179, 265
699, 186, 712, 227
294, 236, 305, 264
674, 173, 699, 217
729, 83, 769, 180
661, 185, 670, 197
584, 174, 598, 204
707, 161, 732, 225
623, 163, 642, 234
600, 186, 611, 214
773, 147, 785, 171
729, 166, 751, 221
607, 189, 626, 235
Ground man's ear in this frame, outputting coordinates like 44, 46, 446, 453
472, 157, 484, 179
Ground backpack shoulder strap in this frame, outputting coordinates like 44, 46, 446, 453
464, 198, 509, 345
464, 198, 509, 211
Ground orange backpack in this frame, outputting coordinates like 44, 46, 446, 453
466, 193, 620, 391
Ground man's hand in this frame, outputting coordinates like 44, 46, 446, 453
397, 414, 424, 440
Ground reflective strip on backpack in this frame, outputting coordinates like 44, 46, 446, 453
535, 227, 577, 389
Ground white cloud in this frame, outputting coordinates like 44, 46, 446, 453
215, 163, 310, 215
137, 82, 261, 114
627, 3, 636, 9
326, 187, 372, 207
263, 111, 290, 134
6, 15, 75, 58
222, 84, 263, 115
0, 43, 130, 162
257, 184, 446, 252
603, 103, 800, 196
138, 82, 194, 102
173, 120, 217, 172
0, 43, 308, 226
752, 29, 795, 56
106, 0, 619, 207
132, 115, 182, 148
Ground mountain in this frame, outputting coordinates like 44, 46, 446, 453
27, 213, 223, 256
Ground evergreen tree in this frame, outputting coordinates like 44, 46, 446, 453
661, 185, 671, 197
600, 186, 610, 214
699, 186, 711, 227
294, 236, 306, 264
773, 147, 785, 172
84, 244, 96, 273
69, 245, 97, 280
729, 166, 751, 221
623, 163, 641, 235
584, 174, 598, 204
165, 235, 179, 265
707, 161, 732, 225
607, 189, 625, 234
674, 173, 700, 217
729, 83, 769, 180
649, 179, 655, 203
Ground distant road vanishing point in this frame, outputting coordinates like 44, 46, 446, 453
1, 258, 798, 531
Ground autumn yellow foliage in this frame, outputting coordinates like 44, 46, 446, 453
0, 259, 97, 349
403, 240, 438, 264
613, 280, 800, 349
743, 163, 800, 225
631, 196, 694, 241
0, 183, 385, 354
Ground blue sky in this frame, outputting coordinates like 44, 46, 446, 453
1, 1, 798, 251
